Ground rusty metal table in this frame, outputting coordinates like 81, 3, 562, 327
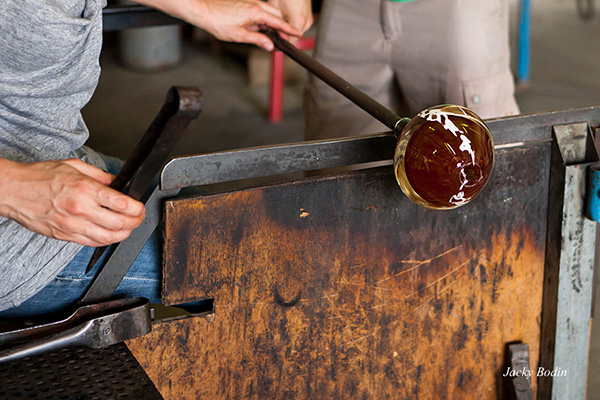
115, 108, 600, 399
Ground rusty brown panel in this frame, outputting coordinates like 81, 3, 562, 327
128, 145, 549, 399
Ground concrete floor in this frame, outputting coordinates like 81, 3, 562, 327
83, 35, 307, 160
82, 0, 600, 397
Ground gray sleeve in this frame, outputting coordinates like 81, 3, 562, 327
0, 0, 107, 311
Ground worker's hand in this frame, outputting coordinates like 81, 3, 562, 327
0, 158, 145, 247
134, 0, 301, 51
268, 0, 313, 39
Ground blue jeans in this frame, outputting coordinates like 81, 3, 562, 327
0, 154, 162, 318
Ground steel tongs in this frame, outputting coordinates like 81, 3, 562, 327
0, 297, 151, 364
0, 86, 203, 364
86, 86, 203, 272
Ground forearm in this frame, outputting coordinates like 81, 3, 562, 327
129, 0, 300, 50
0, 157, 21, 219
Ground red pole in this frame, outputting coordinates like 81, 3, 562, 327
269, 50, 285, 122
268, 36, 315, 123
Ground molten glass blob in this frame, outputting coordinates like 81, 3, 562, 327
393, 105, 494, 209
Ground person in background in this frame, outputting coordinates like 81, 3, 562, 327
304, 0, 519, 141
0, 0, 313, 316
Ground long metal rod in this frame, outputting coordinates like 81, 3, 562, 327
263, 29, 408, 134
85, 86, 202, 273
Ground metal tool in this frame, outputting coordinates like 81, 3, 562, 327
80, 186, 178, 305
506, 343, 534, 400
158, 107, 600, 191
0, 297, 151, 365
262, 29, 410, 136
86, 86, 203, 273
0, 87, 202, 365
263, 29, 494, 210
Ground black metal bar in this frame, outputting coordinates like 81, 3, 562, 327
85, 86, 202, 273
161, 134, 396, 191
506, 343, 534, 400
103, 5, 183, 32
123, 86, 203, 200
160, 107, 600, 191
263, 29, 407, 133
0, 298, 151, 364
486, 106, 600, 145
80, 188, 180, 305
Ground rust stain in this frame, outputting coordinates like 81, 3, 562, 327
131, 229, 544, 399
132, 165, 548, 399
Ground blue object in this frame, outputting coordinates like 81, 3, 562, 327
518, 0, 531, 83
587, 164, 600, 222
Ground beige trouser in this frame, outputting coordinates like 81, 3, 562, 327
304, 0, 520, 140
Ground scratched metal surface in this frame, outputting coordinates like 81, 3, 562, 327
127, 143, 550, 399
159, 106, 600, 191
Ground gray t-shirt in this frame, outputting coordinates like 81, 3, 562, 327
0, 0, 107, 311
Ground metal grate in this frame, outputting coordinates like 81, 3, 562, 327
0, 343, 163, 400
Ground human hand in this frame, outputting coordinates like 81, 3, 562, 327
0, 158, 145, 247
135, 0, 302, 51
268, 0, 313, 38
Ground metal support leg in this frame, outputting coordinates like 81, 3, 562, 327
539, 122, 599, 399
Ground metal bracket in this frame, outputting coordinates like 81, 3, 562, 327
538, 122, 598, 399
553, 122, 598, 165
506, 343, 534, 400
